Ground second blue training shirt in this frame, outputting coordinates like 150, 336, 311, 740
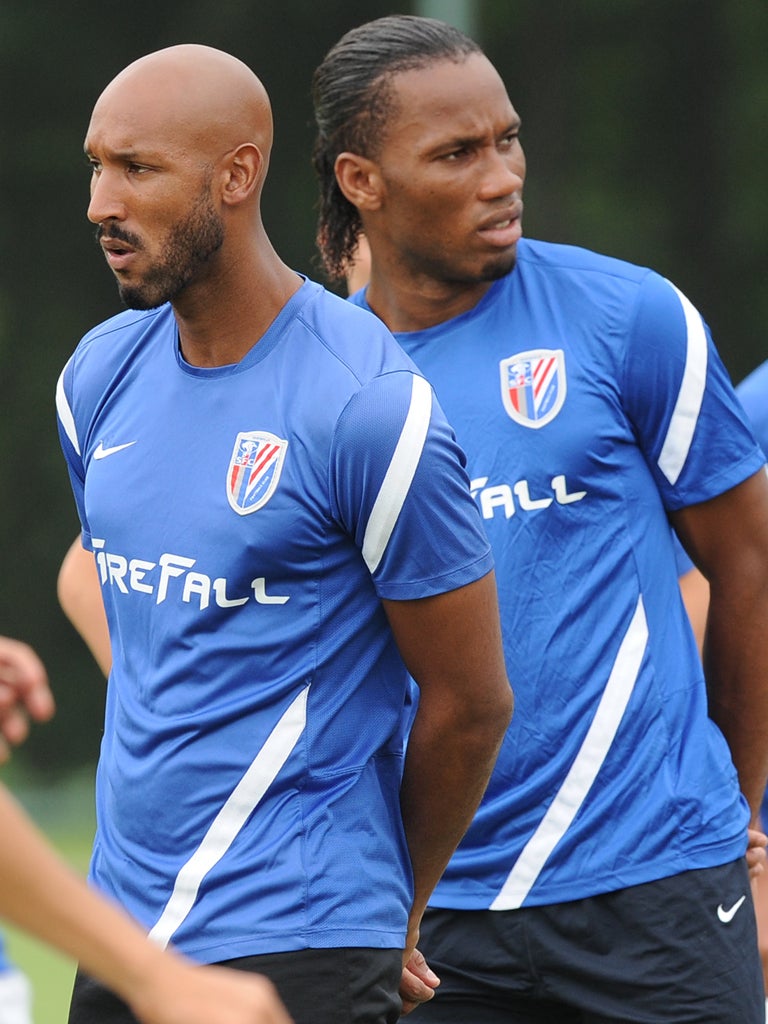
352, 237, 763, 909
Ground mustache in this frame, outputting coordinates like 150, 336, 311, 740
95, 223, 143, 249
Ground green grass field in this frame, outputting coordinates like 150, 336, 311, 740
3, 770, 97, 1024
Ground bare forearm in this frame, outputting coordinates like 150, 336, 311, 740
705, 588, 768, 820
382, 572, 512, 945
0, 784, 167, 997
401, 703, 509, 927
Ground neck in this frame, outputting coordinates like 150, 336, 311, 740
174, 233, 301, 367
364, 271, 496, 334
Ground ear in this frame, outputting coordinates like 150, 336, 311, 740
334, 152, 383, 211
220, 143, 264, 207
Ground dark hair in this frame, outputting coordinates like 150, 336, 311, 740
311, 15, 481, 280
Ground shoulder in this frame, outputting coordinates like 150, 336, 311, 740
291, 278, 419, 386
70, 306, 172, 380
517, 237, 653, 286
77, 305, 169, 351
514, 238, 671, 321
61, 305, 173, 415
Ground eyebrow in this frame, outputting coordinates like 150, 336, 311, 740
435, 119, 522, 151
83, 144, 148, 163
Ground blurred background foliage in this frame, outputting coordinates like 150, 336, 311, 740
1, 0, 767, 778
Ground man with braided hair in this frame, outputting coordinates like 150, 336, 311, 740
312, 15, 768, 1022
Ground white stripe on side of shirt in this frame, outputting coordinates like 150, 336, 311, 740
55, 361, 81, 456
657, 283, 708, 486
148, 685, 309, 948
489, 596, 649, 910
362, 374, 432, 575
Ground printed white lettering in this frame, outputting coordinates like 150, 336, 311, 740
551, 474, 587, 504
183, 572, 211, 610
157, 554, 197, 604
89, 541, 290, 613
106, 554, 129, 594
513, 481, 552, 511
129, 558, 156, 594
95, 551, 108, 585
471, 474, 587, 521
213, 579, 249, 608
252, 578, 290, 605
480, 485, 515, 520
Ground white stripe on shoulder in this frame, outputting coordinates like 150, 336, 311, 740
656, 283, 707, 485
148, 685, 309, 949
55, 361, 81, 457
489, 596, 648, 910
362, 374, 432, 575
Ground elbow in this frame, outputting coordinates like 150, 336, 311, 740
472, 675, 514, 749
494, 680, 515, 740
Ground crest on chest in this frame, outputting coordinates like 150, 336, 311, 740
500, 349, 566, 429
226, 431, 288, 515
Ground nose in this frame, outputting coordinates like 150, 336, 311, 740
87, 168, 127, 225
478, 147, 525, 203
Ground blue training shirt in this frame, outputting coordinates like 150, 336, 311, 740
56, 277, 493, 961
351, 237, 763, 908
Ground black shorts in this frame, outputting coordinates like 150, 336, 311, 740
68, 946, 402, 1024
408, 859, 764, 1023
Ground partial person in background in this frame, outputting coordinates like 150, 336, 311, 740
679, 357, 768, 1013
58, 539, 111, 677
0, 633, 292, 1023
0, 898, 32, 1024
311, 14, 768, 1022
0, 635, 53, 763
56, 42, 511, 1024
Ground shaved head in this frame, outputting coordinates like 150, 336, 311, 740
85, 45, 279, 312
88, 44, 273, 172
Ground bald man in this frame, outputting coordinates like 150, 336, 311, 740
56, 45, 512, 1024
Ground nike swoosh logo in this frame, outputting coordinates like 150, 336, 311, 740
717, 895, 746, 923
93, 441, 137, 460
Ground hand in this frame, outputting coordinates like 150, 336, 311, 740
129, 959, 294, 1024
747, 826, 767, 881
0, 637, 54, 761
400, 947, 439, 1016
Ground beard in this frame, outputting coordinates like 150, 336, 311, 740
98, 183, 225, 311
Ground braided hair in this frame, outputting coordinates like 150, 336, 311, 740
311, 15, 480, 280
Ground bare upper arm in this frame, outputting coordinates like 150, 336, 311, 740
381, 569, 512, 716
670, 467, 768, 586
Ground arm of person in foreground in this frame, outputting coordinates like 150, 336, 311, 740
0, 783, 292, 1024
679, 559, 767, 879
383, 569, 513, 1012
0, 636, 55, 761
57, 536, 112, 676
672, 467, 768, 821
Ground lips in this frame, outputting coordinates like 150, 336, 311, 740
100, 237, 137, 271
478, 202, 523, 235
478, 204, 523, 248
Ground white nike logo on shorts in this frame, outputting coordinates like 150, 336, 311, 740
93, 441, 137, 460
717, 895, 746, 923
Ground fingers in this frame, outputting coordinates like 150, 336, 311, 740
747, 827, 767, 880
399, 948, 439, 1016
0, 638, 54, 759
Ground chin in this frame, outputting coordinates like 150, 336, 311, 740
118, 283, 168, 311
479, 249, 518, 282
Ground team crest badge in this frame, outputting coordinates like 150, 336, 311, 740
226, 431, 288, 516
500, 349, 567, 428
